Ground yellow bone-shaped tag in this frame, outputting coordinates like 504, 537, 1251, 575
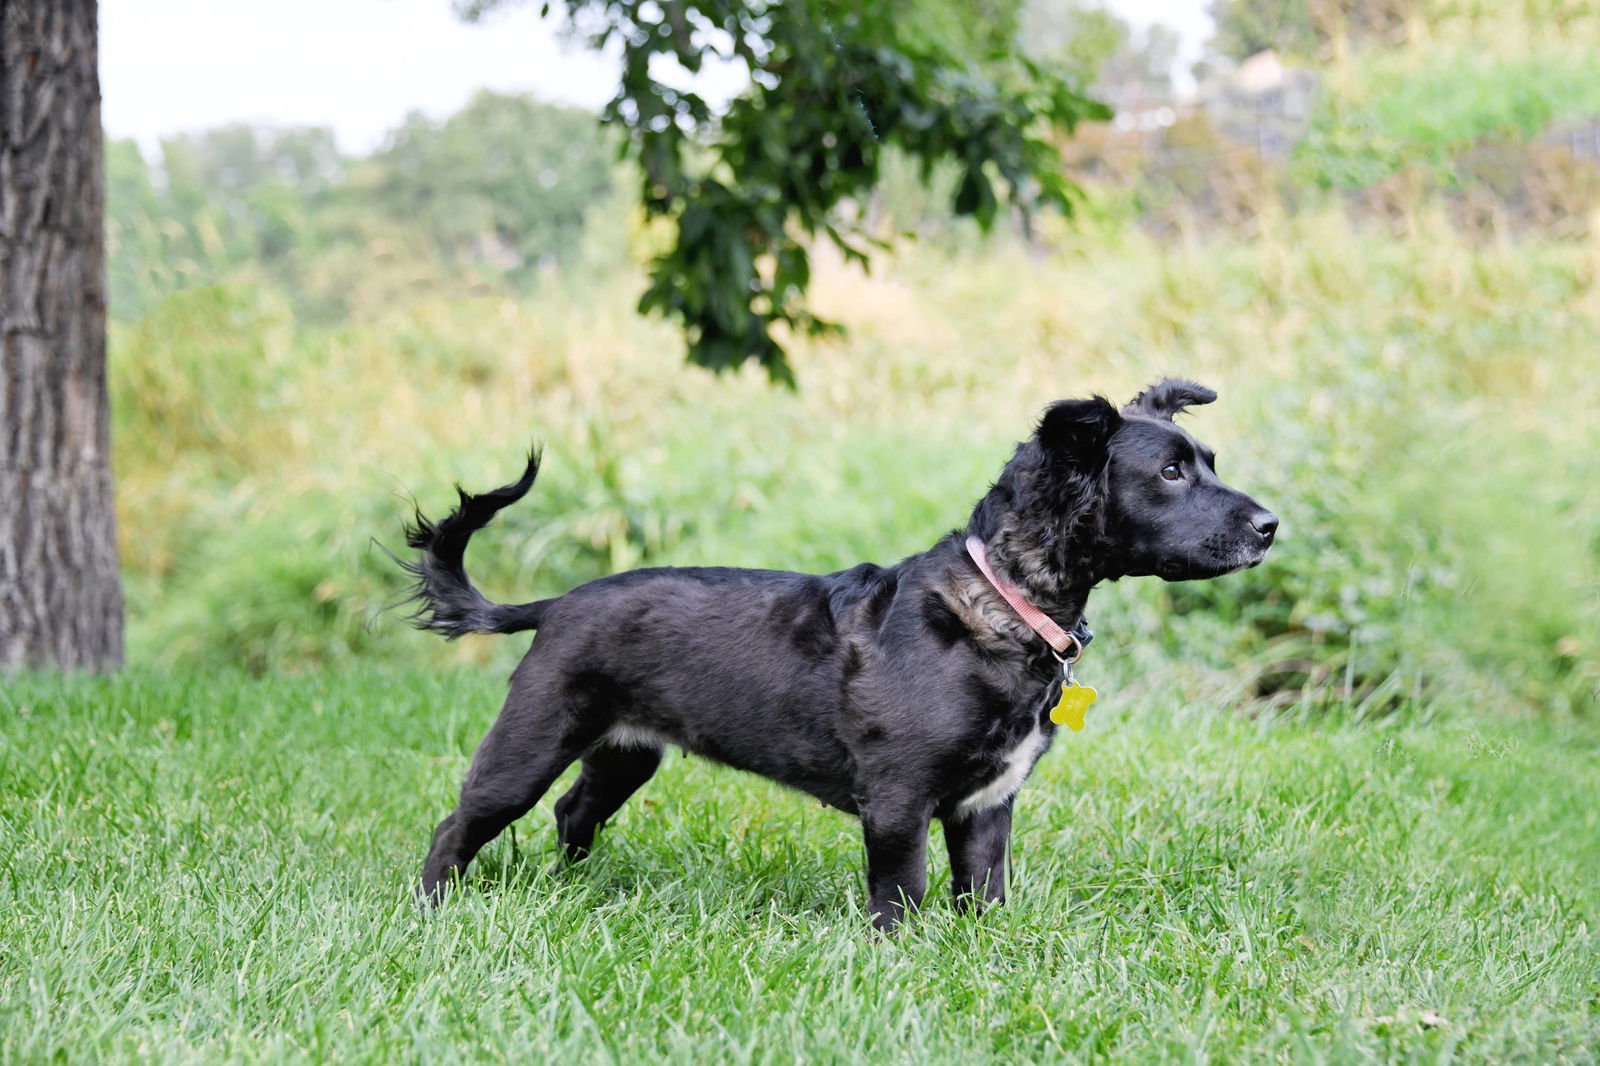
1050, 680, 1098, 731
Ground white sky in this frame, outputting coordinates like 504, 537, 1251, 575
101, 0, 1214, 156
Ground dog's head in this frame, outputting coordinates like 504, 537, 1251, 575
971, 378, 1276, 588
1100, 378, 1277, 580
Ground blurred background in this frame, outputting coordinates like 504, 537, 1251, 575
101, 0, 1598, 717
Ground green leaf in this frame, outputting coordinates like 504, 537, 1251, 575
471, 0, 1105, 381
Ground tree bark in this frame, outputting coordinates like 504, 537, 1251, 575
0, 0, 123, 672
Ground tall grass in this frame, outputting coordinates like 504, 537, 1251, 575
109, 213, 1600, 713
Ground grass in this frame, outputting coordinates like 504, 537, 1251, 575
61, 164, 1600, 1061
3, 669, 1597, 1064
106, 217, 1600, 713
48, 15, 1600, 1056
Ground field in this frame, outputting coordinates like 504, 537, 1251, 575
109, 216, 1600, 710
7, 208, 1600, 1062
3, 669, 1597, 1064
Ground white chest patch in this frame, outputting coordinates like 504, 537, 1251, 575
954, 724, 1049, 819
603, 722, 674, 750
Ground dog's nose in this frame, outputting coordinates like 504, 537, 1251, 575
1252, 512, 1279, 543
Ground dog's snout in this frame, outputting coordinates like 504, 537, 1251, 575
1251, 511, 1279, 543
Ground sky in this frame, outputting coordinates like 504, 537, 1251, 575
101, 0, 1215, 157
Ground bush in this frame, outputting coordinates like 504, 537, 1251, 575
108, 219, 1599, 718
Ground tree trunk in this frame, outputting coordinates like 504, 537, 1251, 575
0, 0, 123, 672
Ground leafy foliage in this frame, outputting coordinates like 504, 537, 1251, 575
1020, 1, 1132, 82
461, 0, 1108, 381
106, 220, 1600, 715
105, 126, 345, 317
1292, 50, 1600, 189
1019, 0, 1178, 94
1207, 0, 1316, 61
104, 93, 616, 321
364, 91, 616, 277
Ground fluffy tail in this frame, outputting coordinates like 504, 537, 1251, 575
397, 449, 555, 639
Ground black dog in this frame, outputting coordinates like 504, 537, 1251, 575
400, 379, 1275, 929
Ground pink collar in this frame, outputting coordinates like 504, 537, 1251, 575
965, 536, 1084, 661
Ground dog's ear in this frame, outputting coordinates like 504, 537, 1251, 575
1124, 378, 1217, 421
1037, 396, 1121, 461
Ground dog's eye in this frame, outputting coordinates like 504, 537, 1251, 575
1160, 463, 1183, 481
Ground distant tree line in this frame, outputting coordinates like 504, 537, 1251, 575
104, 3, 1177, 327
103, 0, 1599, 332
105, 91, 617, 321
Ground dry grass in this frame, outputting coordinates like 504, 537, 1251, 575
109, 214, 1600, 708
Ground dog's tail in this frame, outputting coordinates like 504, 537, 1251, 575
397, 449, 556, 639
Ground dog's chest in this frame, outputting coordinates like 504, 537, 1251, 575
953, 719, 1051, 818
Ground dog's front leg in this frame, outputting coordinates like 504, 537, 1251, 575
943, 800, 1012, 914
859, 799, 933, 932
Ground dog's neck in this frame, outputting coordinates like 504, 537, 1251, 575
964, 450, 1109, 630
972, 528, 1096, 632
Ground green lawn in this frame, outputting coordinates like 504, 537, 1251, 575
2, 669, 1595, 1063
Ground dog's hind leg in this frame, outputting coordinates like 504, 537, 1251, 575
419, 685, 596, 902
943, 800, 1012, 914
552, 740, 663, 862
